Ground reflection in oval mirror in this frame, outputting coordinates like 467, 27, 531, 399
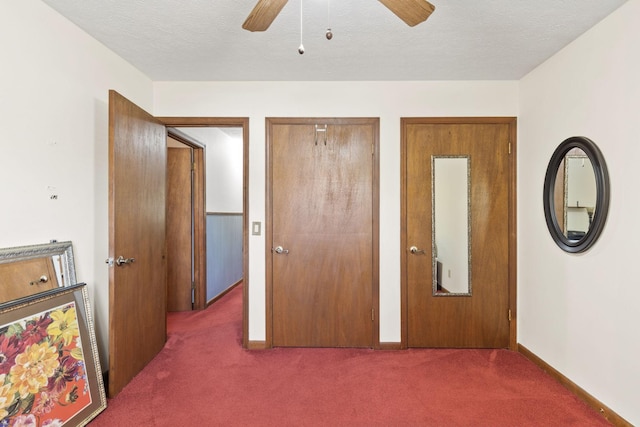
432, 156, 471, 296
543, 137, 609, 253
555, 149, 597, 241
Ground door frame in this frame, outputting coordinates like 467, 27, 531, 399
159, 117, 250, 347
400, 117, 517, 350
265, 117, 381, 349
166, 128, 206, 310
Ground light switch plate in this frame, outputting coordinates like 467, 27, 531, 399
252, 221, 261, 236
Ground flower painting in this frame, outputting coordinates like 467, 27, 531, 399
0, 302, 91, 426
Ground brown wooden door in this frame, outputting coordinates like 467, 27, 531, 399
108, 90, 167, 396
166, 145, 194, 311
403, 118, 514, 348
268, 118, 378, 348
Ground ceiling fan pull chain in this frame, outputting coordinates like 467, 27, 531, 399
298, 0, 305, 54
326, 0, 333, 40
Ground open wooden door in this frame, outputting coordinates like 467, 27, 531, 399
108, 90, 167, 396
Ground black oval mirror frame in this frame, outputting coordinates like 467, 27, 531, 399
543, 136, 610, 253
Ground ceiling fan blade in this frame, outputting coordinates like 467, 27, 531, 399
378, 0, 435, 27
242, 0, 289, 32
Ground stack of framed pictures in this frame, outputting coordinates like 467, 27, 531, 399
0, 283, 106, 426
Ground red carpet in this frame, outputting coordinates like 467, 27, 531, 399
91, 285, 608, 426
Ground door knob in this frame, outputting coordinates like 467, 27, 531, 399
272, 246, 289, 254
115, 255, 136, 266
409, 246, 426, 255
30, 275, 48, 286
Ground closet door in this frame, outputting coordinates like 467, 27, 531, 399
402, 118, 516, 348
267, 118, 379, 347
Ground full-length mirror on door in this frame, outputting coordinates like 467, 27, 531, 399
432, 156, 471, 296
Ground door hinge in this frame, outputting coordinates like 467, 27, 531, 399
508, 142, 512, 155
191, 282, 196, 290
192, 162, 196, 171
371, 308, 375, 321
508, 309, 512, 322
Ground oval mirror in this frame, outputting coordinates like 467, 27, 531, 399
543, 136, 610, 253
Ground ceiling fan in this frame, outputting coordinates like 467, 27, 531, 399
242, 0, 436, 32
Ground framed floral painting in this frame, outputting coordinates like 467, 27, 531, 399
0, 283, 106, 426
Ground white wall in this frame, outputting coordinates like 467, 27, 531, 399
154, 81, 519, 342
167, 135, 244, 211
204, 129, 243, 213
0, 0, 154, 365
175, 127, 243, 212
518, 0, 640, 423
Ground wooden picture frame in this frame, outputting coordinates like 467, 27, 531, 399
0, 283, 106, 426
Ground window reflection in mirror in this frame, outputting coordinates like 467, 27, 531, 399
554, 149, 597, 241
432, 156, 471, 296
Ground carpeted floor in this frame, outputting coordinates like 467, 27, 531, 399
90, 285, 609, 426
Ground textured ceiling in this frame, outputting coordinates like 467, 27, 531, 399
41, 0, 628, 81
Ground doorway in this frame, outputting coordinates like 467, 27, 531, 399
170, 126, 244, 307
108, 91, 249, 396
266, 117, 380, 348
401, 117, 517, 349
160, 117, 250, 347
